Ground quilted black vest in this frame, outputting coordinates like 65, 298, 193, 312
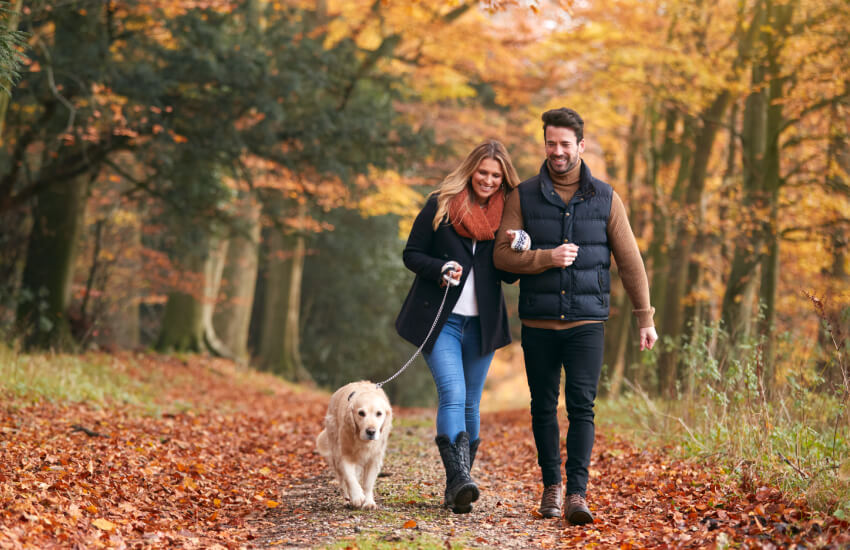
517, 161, 613, 321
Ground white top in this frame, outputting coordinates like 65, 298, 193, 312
452, 240, 479, 316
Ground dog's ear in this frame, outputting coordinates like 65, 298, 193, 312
382, 404, 393, 434
344, 401, 357, 432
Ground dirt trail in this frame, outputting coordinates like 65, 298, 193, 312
256, 407, 848, 549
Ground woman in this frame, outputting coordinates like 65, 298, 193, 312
395, 140, 520, 513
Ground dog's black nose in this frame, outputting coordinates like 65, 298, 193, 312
366, 428, 376, 438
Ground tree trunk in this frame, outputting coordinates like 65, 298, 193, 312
607, 289, 632, 398
757, 1, 793, 391
156, 290, 204, 352
721, 84, 766, 340
156, 246, 208, 353
257, 202, 311, 381
201, 237, 236, 358
607, 116, 644, 398
91, 210, 141, 350
16, 175, 88, 350
213, 199, 261, 361
657, 92, 731, 397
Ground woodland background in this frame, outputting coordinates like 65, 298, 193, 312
0, 0, 848, 521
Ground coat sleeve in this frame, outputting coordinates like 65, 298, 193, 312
402, 196, 447, 283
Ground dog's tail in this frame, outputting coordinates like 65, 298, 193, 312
315, 429, 330, 458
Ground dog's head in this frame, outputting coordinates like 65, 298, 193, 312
347, 388, 392, 442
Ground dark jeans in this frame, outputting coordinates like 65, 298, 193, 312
521, 323, 604, 495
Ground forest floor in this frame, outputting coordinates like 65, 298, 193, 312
1, 352, 848, 549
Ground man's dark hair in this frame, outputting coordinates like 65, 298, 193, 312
542, 108, 584, 142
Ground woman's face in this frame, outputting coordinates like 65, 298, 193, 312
470, 158, 504, 204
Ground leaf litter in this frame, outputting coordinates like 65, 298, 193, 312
1, 353, 847, 549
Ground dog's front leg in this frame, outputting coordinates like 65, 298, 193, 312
340, 460, 366, 508
360, 458, 381, 510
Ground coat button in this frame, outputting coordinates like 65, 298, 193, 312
560, 314, 565, 319
565, 212, 570, 216
563, 239, 569, 243
561, 290, 565, 295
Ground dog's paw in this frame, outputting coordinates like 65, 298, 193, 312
348, 490, 366, 508
362, 496, 377, 510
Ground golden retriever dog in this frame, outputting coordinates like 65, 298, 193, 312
316, 380, 393, 509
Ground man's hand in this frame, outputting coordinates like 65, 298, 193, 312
551, 243, 579, 267
639, 327, 658, 351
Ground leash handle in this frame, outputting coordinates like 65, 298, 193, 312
376, 282, 452, 388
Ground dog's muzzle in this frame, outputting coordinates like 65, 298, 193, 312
365, 428, 377, 440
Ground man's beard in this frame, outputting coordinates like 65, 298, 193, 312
548, 156, 577, 175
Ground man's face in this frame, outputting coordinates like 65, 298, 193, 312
544, 126, 585, 175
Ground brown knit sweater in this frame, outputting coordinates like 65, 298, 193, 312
494, 160, 655, 330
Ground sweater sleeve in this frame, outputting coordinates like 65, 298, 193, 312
493, 189, 556, 275
608, 191, 655, 328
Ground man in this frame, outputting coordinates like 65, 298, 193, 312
494, 107, 658, 524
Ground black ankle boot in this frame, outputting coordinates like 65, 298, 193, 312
469, 438, 480, 472
435, 432, 479, 514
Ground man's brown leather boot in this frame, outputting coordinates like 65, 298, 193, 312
538, 484, 562, 518
564, 493, 593, 525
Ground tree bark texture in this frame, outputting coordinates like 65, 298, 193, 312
202, 237, 236, 359
657, 93, 731, 397
213, 200, 260, 361
257, 205, 311, 381
156, 290, 204, 352
155, 246, 208, 353
16, 175, 88, 350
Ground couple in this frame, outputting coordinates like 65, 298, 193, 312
395, 107, 659, 524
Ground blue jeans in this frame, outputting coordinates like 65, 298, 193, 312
424, 314, 494, 443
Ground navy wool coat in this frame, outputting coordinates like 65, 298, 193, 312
395, 195, 516, 355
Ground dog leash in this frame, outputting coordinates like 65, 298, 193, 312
374, 233, 530, 389
375, 274, 456, 389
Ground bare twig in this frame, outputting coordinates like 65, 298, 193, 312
70, 424, 109, 438
777, 452, 810, 479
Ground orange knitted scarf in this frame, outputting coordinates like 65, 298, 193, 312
447, 187, 504, 241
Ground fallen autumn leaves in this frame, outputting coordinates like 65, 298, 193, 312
1, 353, 327, 549
1, 353, 848, 549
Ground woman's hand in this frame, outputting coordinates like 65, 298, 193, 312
440, 261, 463, 287
506, 229, 531, 252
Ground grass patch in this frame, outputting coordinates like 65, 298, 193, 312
598, 313, 850, 521
0, 344, 308, 415
0, 345, 158, 408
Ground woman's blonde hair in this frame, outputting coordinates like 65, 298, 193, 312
430, 139, 520, 230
